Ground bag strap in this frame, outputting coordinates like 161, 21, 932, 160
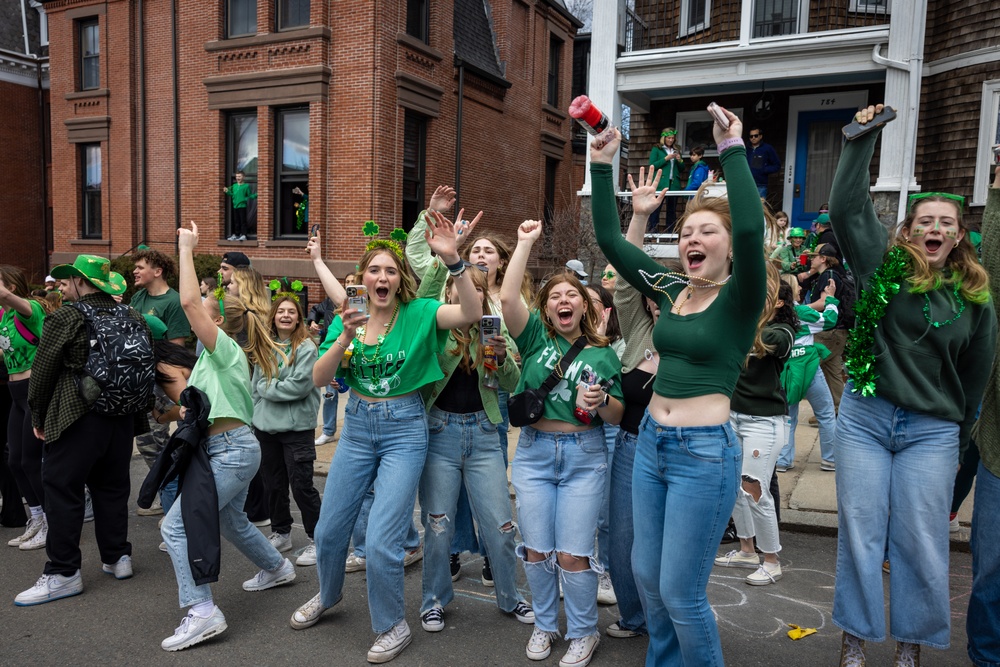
0, 307, 39, 347
537, 336, 587, 395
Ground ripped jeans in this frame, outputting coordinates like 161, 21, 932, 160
418, 408, 524, 615
512, 426, 607, 638
729, 412, 786, 555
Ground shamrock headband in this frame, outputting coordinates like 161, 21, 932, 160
213, 272, 227, 320
661, 129, 677, 137
269, 278, 305, 303
362, 220, 409, 260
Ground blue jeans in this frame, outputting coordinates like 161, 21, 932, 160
321, 390, 338, 437
832, 386, 958, 648
968, 460, 1000, 666
512, 426, 606, 639
498, 390, 511, 468
314, 393, 428, 633
595, 423, 618, 570
350, 488, 420, 559
632, 415, 741, 667
756, 184, 769, 198
161, 426, 285, 608
730, 412, 785, 554
419, 408, 522, 614
608, 429, 646, 634
778, 366, 837, 468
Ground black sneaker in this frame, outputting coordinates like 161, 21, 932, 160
482, 557, 494, 587
450, 553, 461, 582
720, 519, 738, 545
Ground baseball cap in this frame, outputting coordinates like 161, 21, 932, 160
808, 243, 838, 259
814, 213, 831, 226
221, 251, 251, 268
565, 259, 588, 279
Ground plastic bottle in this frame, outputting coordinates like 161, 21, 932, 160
482, 344, 500, 390
568, 95, 611, 136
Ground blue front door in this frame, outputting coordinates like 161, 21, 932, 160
791, 109, 852, 230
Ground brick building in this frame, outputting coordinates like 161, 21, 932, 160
39, 0, 582, 292
0, 2, 49, 282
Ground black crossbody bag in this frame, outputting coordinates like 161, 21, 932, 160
507, 337, 586, 427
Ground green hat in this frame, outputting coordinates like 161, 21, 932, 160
50, 255, 126, 296
142, 314, 168, 341
109, 271, 127, 294
788, 227, 807, 238
814, 213, 831, 226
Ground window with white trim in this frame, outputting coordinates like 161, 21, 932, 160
680, 0, 711, 37
675, 108, 744, 157
973, 80, 1000, 206
849, 0, 890, 14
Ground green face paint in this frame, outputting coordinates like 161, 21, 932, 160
944, 228, 958, 239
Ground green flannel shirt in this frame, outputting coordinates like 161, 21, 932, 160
28, 292, 152, 443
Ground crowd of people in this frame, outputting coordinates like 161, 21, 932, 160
1, 101, 999, 667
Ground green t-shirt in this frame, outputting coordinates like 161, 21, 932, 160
130, 288, 191, 340
226, 182, 256, 209
513, 311, 624, 426
319, 298, 448, 398
0, 300, 45, 374
186, 328, 254, 425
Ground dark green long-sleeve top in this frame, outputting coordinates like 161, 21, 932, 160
829, 127, 996, 451
973, 182, 1000, 476
591, 145, 767, 399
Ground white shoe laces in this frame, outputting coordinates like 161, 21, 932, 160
841, 633, 866, 667
564, 636, 594, 659
529, 628, 552, 649
372, 623, 406, 650
895, 642, 919, 667
599, 574, 612, 591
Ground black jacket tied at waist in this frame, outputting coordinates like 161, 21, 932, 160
138, 386, 221, 585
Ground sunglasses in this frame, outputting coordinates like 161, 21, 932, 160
602, 271, 616, 279
462, 261, 490, 273
749, 133, 761, 138
907, 192, 965, 212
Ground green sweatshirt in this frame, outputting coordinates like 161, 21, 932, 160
731, 322, 796, 417
251, 339, 322, 434
829, 127, 997, 450
592, 145, 767, 399
648, 144, 687, 190
972, 185, 1000, 476
769, 243, 809, 275
226, 182, 256, 209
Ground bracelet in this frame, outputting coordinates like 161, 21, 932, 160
717, 137, 745, 153
449, 265, 467, 278
334, 338, 349, 350
446, 259, 466, 276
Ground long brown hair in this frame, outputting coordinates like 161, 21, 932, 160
895, 197, 990, 303
748, 262, 782, 359
462, 233, 534, 304
0, 265, 54, 315
447, 268, 491, 372
267, 295, 315, 367
533, 271, 608, 347
353, 249, 418, 303
219, 293, 286, 380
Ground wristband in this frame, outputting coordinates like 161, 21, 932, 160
717, 137, 745, 153
446, 259, 466, 276
334, 338, 349, 351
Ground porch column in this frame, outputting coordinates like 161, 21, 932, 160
579, 0, 623, 195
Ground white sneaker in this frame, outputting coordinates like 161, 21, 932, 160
745, 562, 782, 586
403, 546, 423, 567
345, 552, 367, 572
251, 518, 271, 528
714, 549, 759, 569
290, 592, 329, 630
420, 605, 444, 632
367, 619, 412, 663
314, 433, 335, 445
8, 514, 44, 547
14, 570, 83, 606
161, 606, 227, 651
526, 627, 555, 661
18, 518, 48, 551
102, 555, 134, 580
269, 532, 293, 553
949, 516, 961, 532
138, 498, 163, 516
227, 235, 238, 241
159, 542, 168, 553
597, 572, 617, 605
237, 235, 247, 242
560, 634, 600, 667
296, 541, 317, 566
243, 558, 296, 592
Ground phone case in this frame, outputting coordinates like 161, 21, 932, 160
707, 102, 730, 130
842, 107, 896, 141
479, 316, 501, 344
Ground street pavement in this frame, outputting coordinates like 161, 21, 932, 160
0, 442, 979, 667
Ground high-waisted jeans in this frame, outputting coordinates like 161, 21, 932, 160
632, 414, 741, 667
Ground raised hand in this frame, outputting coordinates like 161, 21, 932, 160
589, 128, 622, 164
454, 208, 483, 250
426, 210, 462, 263
628, 166, 666, 217
306, 231, 322, 260
709, 103, 743, 145
429, 185, 457, 213
854, 103, 885, 125
518, 219, 543, 243
177, 220, 199, 251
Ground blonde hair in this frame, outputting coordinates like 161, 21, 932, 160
230, 266, 271, 316
354, 249, 418, 303
533, 271, 608, 347
896, 198, 990, 303
446, 268, 492, 373
462, 233, 534, 304
219, 294, 287, 380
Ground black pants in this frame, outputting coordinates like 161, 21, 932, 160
8, 379, 45, 508
42, 411, 133, 576
257, 429, 322, 538
232, 207, 248, 237
0, 381, 26, 527
951, 437, 980, 514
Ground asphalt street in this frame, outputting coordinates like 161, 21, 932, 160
0, 455, 976, 666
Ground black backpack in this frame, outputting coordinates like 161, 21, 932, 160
835, 269, 857, 329
71, 301, 155, 416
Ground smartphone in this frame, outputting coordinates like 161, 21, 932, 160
707, 102, 730, 130
580, 369, 598, 388
993, 144, 1000, 164
842, 106, 897, 141
480, 315, 501, 345
310, 224, 320, 238
346, 285, 368, 318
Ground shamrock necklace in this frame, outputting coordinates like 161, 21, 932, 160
352, 300, 401, 379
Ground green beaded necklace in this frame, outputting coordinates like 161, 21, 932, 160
923, 283, 965, 328
351, 301, 401, 379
